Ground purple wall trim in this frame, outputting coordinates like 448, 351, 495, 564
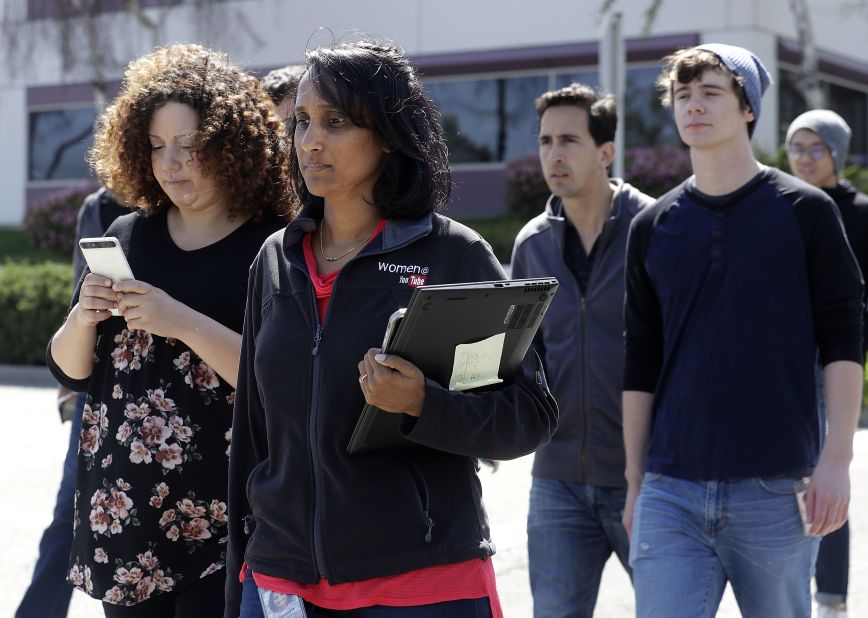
28, 0, 174, 21
414, 42, 599, 77
23, 32, 701, 218
448, 168, 507, 218
413, 33, 700, 77
27, 82, 122, 107
625, 33, 700, 62
778, 38, 868, 86
26, 34, 701, 107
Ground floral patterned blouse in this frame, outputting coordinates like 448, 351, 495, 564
48, 208, 284, 606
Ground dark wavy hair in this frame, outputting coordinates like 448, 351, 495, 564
89, 43, 295, 220
261, 64, 306, 107
535, 83, 618, 146
289, 40, 452, 219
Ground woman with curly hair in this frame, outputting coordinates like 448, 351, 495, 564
47, 43, 293, 617
225, 40, 557, 617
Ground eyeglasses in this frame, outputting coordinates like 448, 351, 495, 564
787, 143, 829, 161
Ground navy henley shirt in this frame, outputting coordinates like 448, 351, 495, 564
623, 167, 863, 480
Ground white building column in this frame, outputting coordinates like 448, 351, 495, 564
0, 86, 27, 225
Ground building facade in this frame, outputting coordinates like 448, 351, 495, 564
1, 0, 866, 224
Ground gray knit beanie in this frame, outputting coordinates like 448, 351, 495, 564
696, 43, 772, 136
785, 109, 852, 173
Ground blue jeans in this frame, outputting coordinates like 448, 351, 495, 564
239, 570, 267, 618
630, 472, 819, 618
15, 394, 84, 618
527, 477, 631, 618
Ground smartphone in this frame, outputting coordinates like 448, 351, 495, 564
382, 308, 406, 353
79, 237, 135, 316
794, 477, 812, 535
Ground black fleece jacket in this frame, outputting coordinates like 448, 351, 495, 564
224, 210, 557, 615
825, 180, 868, 354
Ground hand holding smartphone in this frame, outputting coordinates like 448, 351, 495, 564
79, 237, 135, 316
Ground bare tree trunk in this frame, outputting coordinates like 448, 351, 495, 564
2, 0, 221, 112
83, 0, 107, 113
789, 0, 826, 109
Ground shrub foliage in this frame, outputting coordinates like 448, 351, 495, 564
624, 144, 693, 198
504, 154, 551, 219
0, 260, 72, 364
504, 145, 695, 215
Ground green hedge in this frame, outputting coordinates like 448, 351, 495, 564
0, 260, 73, 364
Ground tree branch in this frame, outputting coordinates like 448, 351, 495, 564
125, 0, 158, 30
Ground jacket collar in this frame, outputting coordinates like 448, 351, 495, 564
545, 177, 628, 220
283, 206, 434, 255
543, 178, 629, 252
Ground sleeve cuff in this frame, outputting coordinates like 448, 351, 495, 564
45, 338, 91, 392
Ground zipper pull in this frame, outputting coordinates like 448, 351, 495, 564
312, 325, 322, 356
423, 512, 435, 543
243, 514, 254, 535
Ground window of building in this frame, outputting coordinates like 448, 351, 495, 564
622, 66, 680, 148
829, 82, 867, 160
425, 65, 680, 167
778, 67, 868, 162
554, 71, 598, 89
426, 74, 549, 165
28, 107, 97, 182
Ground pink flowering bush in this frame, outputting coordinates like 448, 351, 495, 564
23, 185, 96, 256
504, 145, 694, 217
504, 154, 550, 219
624, 145, 692, 199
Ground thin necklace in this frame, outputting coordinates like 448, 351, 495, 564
319, 220, 373, 262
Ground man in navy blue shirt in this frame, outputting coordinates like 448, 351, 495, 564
622, 44, 863, 618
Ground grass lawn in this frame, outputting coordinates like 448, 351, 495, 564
0, 227, 66, 263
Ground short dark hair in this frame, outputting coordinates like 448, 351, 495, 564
535, 83, 618, 145
289, 40, 452, 219
656, 47, 753, 134
260, 64, 306, 106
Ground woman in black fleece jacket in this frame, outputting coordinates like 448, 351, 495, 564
225, 40, 557, 618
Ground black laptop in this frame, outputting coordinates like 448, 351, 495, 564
347, 277, 559, 454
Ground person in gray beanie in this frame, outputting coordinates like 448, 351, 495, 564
623, 44, 864, 618
787, 109, 853, 185
787, 109, 867, 618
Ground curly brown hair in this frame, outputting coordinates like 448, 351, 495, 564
89, 43, 295, 220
